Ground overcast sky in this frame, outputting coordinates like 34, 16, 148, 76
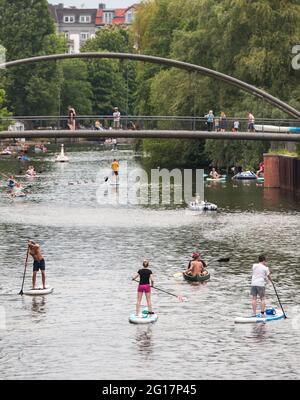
48, 0, 140, 8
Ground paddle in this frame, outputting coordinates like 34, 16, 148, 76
133, 279, 187, 302
173, 256, 230, 278
152, 284, 187, 302
269, 277, 287, 319
19, 245, 30, 296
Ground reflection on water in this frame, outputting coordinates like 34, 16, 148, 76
31, 297, 46, 314
251, 324, 268, 343
0, 145, 299, 380
135, 326, 154, 360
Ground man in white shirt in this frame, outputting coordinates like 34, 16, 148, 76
251, 255, 271, 317
247, 112, 255, 132
113, 107, 121, 129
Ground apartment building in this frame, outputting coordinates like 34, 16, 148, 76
49, 3, 137, 53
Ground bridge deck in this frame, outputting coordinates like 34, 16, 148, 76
0, 130, 300, 142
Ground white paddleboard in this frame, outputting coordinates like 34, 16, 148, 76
234, 308, 284, 323
23, 287, 54, 296
129, 306, 158, 324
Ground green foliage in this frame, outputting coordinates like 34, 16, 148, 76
205, 139, 269, 170
0, 0, 67, 115
60, 60, 93, 116
132, 0, 300, 168
0, 88, 11, 130
143, 139, 206, 169
81, 27, 137, 116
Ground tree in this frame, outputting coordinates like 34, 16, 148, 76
131, 0, 300, 168
81, 27, 137, 116
60, 60, 93, 117
0, 88, 11, 130
0, 0, 66, 116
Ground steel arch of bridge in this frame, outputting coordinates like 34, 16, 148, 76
1, 52, 300, 119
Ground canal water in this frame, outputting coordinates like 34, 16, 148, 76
0, 144, 300, 380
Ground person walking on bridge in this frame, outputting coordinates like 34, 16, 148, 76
204, 110, 214, 132
67, 106, 76, 131
113, 107, 121, 130
248, 112, 255, 132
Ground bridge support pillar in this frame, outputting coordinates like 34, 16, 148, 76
264, 153, 300, 193
264, 154, 280, 188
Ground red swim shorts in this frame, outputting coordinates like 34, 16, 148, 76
138, 284, 151, 293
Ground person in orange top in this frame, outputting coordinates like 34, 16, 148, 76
111, 159, 119, 183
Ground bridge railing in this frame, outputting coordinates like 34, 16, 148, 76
1, 115, 300, 132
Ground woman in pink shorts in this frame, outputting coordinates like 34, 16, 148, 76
132, 260, 154, 317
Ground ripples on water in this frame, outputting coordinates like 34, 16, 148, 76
0, 146, 299, 379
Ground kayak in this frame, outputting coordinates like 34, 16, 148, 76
206, 176, 226, 182
183, 272, 210, 282
188, 201, 217, 211
129, 306, 158, 324
234, 308, 285, 323
9, 192, 27, 200
23, 287, 54, 296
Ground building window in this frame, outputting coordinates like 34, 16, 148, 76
64, 15, 75, 23
79, 15, 91, 23
125, 10, 134, 24
80, 32, 90, 41
103, 12, 113, 24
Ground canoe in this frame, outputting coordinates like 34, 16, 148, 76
234, 308, 284, 323
183, 272, 210, 282
23, 287, 54, 296
129, 306, 158, 324
188, 201, 217, 211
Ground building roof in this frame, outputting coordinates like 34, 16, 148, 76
49, 4, 97, 25
49, 3, 138, 26
96, 6, 138, 26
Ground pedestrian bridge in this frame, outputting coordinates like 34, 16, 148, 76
1, 52, 300, 142
1, 129, 300, 142
1, 51, 300, 119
